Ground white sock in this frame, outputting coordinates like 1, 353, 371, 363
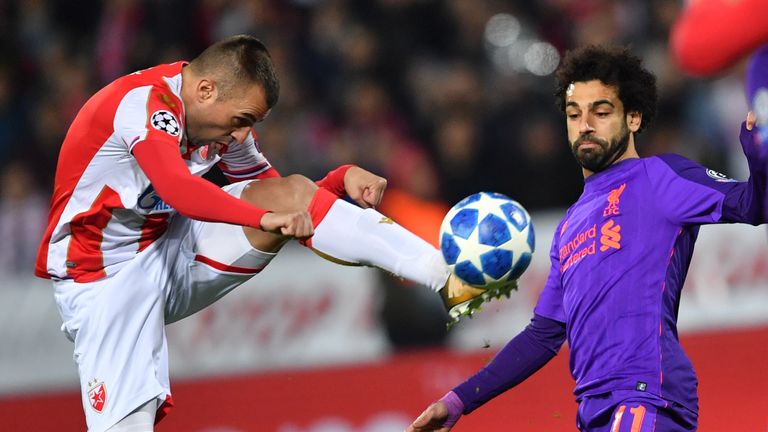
107, 399, 157, 432
310, 199, 450, 292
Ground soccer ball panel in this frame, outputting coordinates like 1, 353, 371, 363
454, 261, 486, 286
478, 214, 511, 246
480, 249, 513, 279
441, 233, 461, 265
450, 208, 478, 240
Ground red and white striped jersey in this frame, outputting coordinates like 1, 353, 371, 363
35, 62, 276, 282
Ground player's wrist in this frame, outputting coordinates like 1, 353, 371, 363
439, 390, 464, 427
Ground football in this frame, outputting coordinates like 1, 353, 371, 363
440, 192, 535, 289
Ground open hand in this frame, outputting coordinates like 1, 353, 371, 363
406, 401, 452, 432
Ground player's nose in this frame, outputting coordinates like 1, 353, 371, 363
579, 116, 595, 133
230, 127, 250, 144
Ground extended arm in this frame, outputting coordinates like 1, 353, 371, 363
453, 313, 567, 413
407, 314, 566, 431
649, 117, 767, 226
720, 114, 767, 223
133, 139, 269, 228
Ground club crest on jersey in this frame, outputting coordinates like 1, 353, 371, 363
603, 183, 626, 216
705, 168, 736, 182
150, 110, 180, 136
87, 379, 107, 413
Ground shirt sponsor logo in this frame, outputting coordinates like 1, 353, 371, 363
599, 219, 621, 251
560, 224, 596, 272
87, 379, 107, 413
559, 219, 622, 272
150, 110, 180, 136
137, 185, 174, 213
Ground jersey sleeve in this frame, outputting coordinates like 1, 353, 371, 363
316, 164, 353, 197
217, 130, 280, 182
113, 85, 184, 153
647, 123, 766, 225
532, 220, 567, 323
132, 139, 269, 229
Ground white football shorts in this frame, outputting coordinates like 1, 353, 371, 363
52, 180, 276, 432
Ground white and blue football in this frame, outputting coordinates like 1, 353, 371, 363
439, 192, 535, 289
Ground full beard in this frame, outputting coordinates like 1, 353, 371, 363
570, 125, 630, 173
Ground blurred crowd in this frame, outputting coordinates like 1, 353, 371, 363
0, 0, 752, 276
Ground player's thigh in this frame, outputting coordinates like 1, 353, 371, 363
164, 180, 281, 323
56, 247, 172, 431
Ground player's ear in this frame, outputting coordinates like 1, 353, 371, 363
197, 78, 216, 103
627, 110, 642, 132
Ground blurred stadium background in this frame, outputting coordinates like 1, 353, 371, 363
0, 0, 766, 431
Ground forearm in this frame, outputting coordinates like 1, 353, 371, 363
133, 140, 268, 229
721, 122, 767, 224
453, 314, 566, 414
316, 164, 354, 197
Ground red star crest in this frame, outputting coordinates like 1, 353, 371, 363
87, 380, 107, 413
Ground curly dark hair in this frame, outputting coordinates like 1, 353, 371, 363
554, 45, 657, 134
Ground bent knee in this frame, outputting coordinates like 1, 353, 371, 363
241, 174, 317, 211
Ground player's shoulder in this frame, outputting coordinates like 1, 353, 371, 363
111, 62, 185, 99
644, 153, 738, 186
647, 153, 696, 165
121, 63, 187, 117
642, 153, 702, 177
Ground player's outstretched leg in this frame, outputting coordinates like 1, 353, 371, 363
239, 174, 452, 291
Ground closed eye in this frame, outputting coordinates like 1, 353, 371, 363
233, 117, 254, 128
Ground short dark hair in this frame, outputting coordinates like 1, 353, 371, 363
190, 34, 280, 108
554, 45, 657, 134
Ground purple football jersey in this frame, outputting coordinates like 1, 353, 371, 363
534, 153, 765, 413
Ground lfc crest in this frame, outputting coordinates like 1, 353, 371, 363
87, 379, 107, 413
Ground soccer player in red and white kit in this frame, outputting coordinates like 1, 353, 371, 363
35, 35, 476, 432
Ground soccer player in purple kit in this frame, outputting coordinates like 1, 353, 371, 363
407, 45, 767, 432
